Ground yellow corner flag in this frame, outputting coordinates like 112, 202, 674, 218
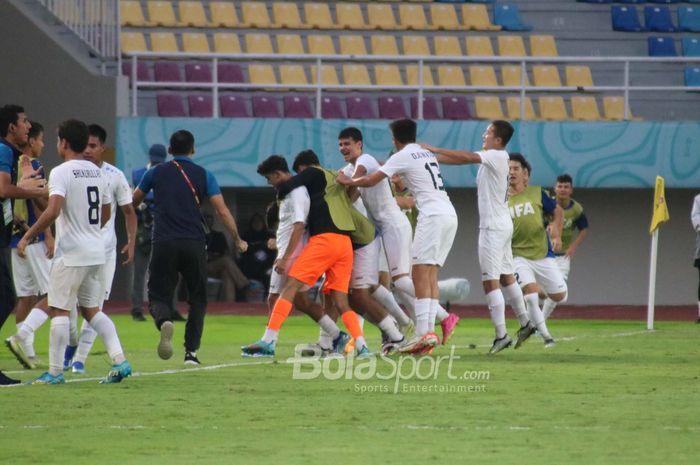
649, 175, 670, 234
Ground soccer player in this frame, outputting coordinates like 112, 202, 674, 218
507, 153, 565, 348
337, 119, 458, 354
11, 119, 131, 384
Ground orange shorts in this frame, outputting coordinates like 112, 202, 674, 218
289, 233, 353, 294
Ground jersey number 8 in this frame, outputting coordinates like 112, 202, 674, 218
87, 186, 100, 225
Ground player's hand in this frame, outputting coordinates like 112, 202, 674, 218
550, 237, 562, 253
267, 237, 277, 250
236, 239, 248, 253
17, 237, 29, 258
44, 236, 54, 259
274, 257, 288, 275
565, 246, 576, 259
121, 242, 135, 265
336, 173, 352, 186
17, 176, 47, 196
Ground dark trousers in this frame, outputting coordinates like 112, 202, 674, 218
0, 248, 16, 331
130, 244, 150, 314
148, 239, 207, 352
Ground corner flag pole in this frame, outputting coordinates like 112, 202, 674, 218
647, 176, 670, 330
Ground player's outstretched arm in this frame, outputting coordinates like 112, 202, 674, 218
210, 194, 248, 253
337, 170, 386, 188
420, 144, 482, 165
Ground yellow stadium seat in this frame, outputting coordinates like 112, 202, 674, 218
506, 96, 536, 120
367, 4, 400, 30
565, 66, 594, 88
150, 32, 178, 53
339, 35, 368, 56
304, 3, 337, 29
402, 36, 431, 55
399, 4, 431, 31
434, 36, 462, 56
430, 4, 465, 31
465, 36, 494, 56
213, 33, 241, 54
406, 64, 435, 86
279, 64, 308, 86
120, 1, 146, 27
241, 2, 271, 28
182, 33, 210, 54
336, 3, 369, 30
249, 64, 277, 85
371, 35, 399, 56
438, 65, 467, 87
310, 65, 340, 86
276, 34, 304, 55
121, 32, 147, 54
177, 1, 208, 28
501, 65, 529, 87
147, 1, 177, 27
245, 33, 273, 54
342, 64, 372, 87
538, 96, 569, 120
533, 65, 562, 87
209, 2, 239, 28
374, 64, 404, 86
603, 96, 639, 121
308, 35, 336, 55
571, 96, 601, 121
461, 4, 501, 31
475, 96, 505, 120
530, 35, 558, 57
498, 35, 526, 57
272, 2, 308, 29
469, 65, 498, 87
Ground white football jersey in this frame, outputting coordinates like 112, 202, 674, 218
100, 161, 133, 253
342, 164, 369, 217
353, 153, 405, 228
379, 143, 456, 218
49, 159, 112, 266
476, 149, 512, 230
276, 185, 310, 257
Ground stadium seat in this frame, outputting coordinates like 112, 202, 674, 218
533, 65, 562, 87
218, 63, 244, 83
151, 32, 178, 53
685, 66, 700, 86
122, 61, 151, 85
679, 7, 700, 32
603, 96, 635, 120
465, 36, 495, 56
571, 96, 602, 121
213, 33, 241, 54
374, 65, 404, 86
682, 38, 700, 56
276, 34, 305, 55
612, 6, 647, 32
310, 65, 340, 86
241, 2, 271, 28
304, 3, 336, 29
506, 96, 536, 120
497, 35, 526, 56
403, 36, 431, 55
648, 36, 677, 56
342, 64, 372, 87
367, 4, 400, 30
438, 65, 467, 87
339, 35, 368, 55
410, 96, 441, 119
346, 96, 377, 119
469, 65, 498, 87
371, 36, 399, 56
530, 35, 558, 57
321, 96, 345, 119
336, 3, 370, 30
182, 33, 210, 54
154, 62, 181, 82
406, 64, 435, 86
283, 96, 314, 118
220, 95, 250, 117
565, 65, 594, 88
501, 65, 529, 86
493, 4, 532, 31
147, 1, 177, 27
252, 96, 281, 118
185, 63, 212, 82
538, 96, 569, 120
279, 65, 309, 87
576, 0, 612, 4
188, 95, 213, 118
157, 94, 187, 117
430, 4, 466, 31
379, 97, 409, 119
272, 2, 308, 29
442, 96, 471, 120
209, 2, 239, 28
399, 4, 431, 30
474, 96, 504, 120
177, 2, 208, 28
435, 36, 463, 56
648, 0, 681, 4
644, 6, 678, 32
245, 33, 273, 54
461, 4, 501, 31
121, 32, 147, 54
120, 1, 146, 27
248, 64, 277, 85
308, 35, 336, 55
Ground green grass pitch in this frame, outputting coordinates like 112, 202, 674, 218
1, 315, 698, 465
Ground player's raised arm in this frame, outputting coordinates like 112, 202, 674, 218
420, 143, 482, 165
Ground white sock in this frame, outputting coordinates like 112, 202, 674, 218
486, 289, 507, 339
16, 323, 36, 358
414, 298, 431, 336
377, 316, 403, 342
262, 328, 278, 344
354, 335, 367, 351
49, 316, 69, 376
372, 286, 410, 326
68, 307, 79, 346
88, 312, 125, 364
73, 319, 98, 364
394, 291, 416, 322
16, 308, 49, 341
318, 315, 340, 340
429, 299, 439, 328
524, 293, 551, 339
318, 328, 333, 350
542, 298, 558, 320
435, 303, 449, 322
502, 283, 530, 327
394, 275, 416, 298
394, 276, 417, 321
357, 315, 365, 331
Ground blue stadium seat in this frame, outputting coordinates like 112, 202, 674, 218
612, 6, 647, 32
648, 36, 677, 56
576, 0, 612, 4
682, 38, 700, 56
648, 1, 681, 5
678, 7, 700, 32
684, 66, 700, 86
644, 6, 678, 32
617, 0, 646, 4
493, 4, 532, 31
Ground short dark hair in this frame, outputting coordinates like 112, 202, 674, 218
58, 119, 89, 153
0, 104, 25, 137
556, 173, 573, 185
338, 127, 363, 142
389, 119, 417, 144
88, 124, 107, 144
257, 155, 290, 175
28, 121, 43, 140
491, 120, 514, 147
169, 129, 195, 156
293, 149, 320, 172
509, 152, 531, 175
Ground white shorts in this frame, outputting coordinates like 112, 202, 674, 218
514, 256, 568, 295
351, 236, 380, 289
379, 216, 412, 277
378, 241, 389, 274
11, 243, 50, 297
478, 228, 515, 281
48, 257, 104, 310
555, 255, 571, 280
412, 214, 458, 267
102, 251, 117, 300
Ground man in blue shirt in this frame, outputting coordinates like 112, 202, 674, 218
133, 130, 247, 365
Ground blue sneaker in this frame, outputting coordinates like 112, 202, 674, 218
241, 340, 275, 357
332, 331, 350, 354
99, 360, 132, 384
356, 345, 373, 358
30, 372, 65, 385
71, 361, 86, 374
63, 345, 77, 370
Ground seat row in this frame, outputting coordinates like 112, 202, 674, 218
612, 5, 700, 31
121, 31, 560, 57
648, 36, 700, 55
153, 92, 636, 121
580, 1, 700, 4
